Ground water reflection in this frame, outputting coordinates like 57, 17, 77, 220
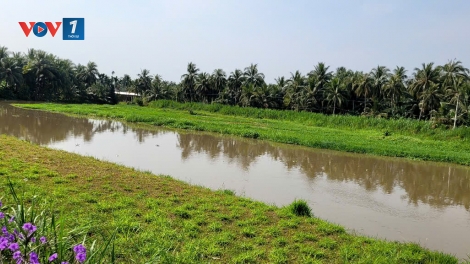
0, 104, 162, 144
175, 133, 470, 211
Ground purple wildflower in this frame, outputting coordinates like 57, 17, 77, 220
7, 233, 15, 242
40, 236, 47, 244
30, 252, 39, 264
73, 244, 86, 253
31, 237, 36, 243
1, 226, 7, 234
61, 262, 69, 264
0, 237, 8, 250
73, 244, 87, 263
22, 223, 37, 234
76, 253, 86, 263
9, 242, 19, 251
8, 216, 15, 223
13, 250, 22, 260
0, 212, 4, 219
49, 253, 58, 262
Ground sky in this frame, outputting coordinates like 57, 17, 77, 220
1, 0, 469, 82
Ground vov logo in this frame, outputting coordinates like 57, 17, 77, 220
18, 18, 85, 40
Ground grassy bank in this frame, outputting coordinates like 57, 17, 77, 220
0, 135, 460, 263
149, 100, 469, 139
16, 101, 470, 166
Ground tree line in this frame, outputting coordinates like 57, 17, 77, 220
1, 46, 469, 128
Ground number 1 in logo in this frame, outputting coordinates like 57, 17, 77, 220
70, 20, 77, 34
63, 18, 84, 40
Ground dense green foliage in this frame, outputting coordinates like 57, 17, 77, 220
17, 103, 470, 165
1, 46, 469, 128
0, 46, 118, 103
0, 135, 461, 263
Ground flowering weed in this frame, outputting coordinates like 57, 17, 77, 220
0, 180, 115, 264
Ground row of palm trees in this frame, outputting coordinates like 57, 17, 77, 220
0, 46, 112, 102
177, 61, 470, 128
1, 46, 469, 127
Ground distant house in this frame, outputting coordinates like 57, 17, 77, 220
115, 91, 140, 102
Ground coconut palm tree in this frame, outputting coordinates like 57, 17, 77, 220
339, 70, 359, 114
227, 69, 245, 105
324, 78, 345, 115
120, 74, 133, 92
136, 69, 152, 96
409, 63, 440, 98
308, 62, 333, 92
0, 57, 23, 93
145, 75, 173, 102
442, 60, 469, 85
211, 69, 227, 102
22, 51, 60, 100
88, 73, 110, 101
369, 65, 390, 108
239, 83, 256, 107
409, 63, 441, 119
254, 84, 276, 109
385, 66, 407, 114
267, 83, 285, 109
301, 83, 320, 112
354, 73, 373, 113
446, 78, 468, 128
181, 62, 199, 102
195, 72, 211, 103
0, 46, 9, 61
26, 48, 38, 61
275, 76, 287, 91
285, 71, 307, 111
144, 74, 161, 102
442, 60, 470, 128
212, 69, 226, 92
54, 59, 76, 100
418, 82, 443, 120
11, 52, 27, 68
76, 61, 99, 89
243, 64, 265, 87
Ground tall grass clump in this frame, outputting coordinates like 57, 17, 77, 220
288, 200, 312, 217
148, 100, 467, 139
0, 180, 115, 264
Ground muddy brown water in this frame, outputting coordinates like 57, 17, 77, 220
1, 102, 469, 259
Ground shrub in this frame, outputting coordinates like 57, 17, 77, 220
221, 189, 235, 196
132, 97, 143, 106
242, 131, 260, 139
289, 199, 312, 217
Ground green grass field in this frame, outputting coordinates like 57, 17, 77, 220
16, 101, 470, 166
0, 135, 461, 263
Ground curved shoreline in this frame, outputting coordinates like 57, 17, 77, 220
15, 102, 470, 166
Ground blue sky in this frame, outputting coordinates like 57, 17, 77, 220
1, 0, 469, 82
